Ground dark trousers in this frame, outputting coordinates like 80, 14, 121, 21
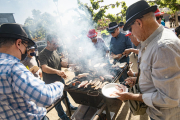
55, 78, 71, 120
119, 68, 128, 82
117, 57, 129, 82
42, 116, 49, 120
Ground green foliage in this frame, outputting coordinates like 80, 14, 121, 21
24, 9, 58, 41
149, 0, 180, 12
79, 0, 128, 28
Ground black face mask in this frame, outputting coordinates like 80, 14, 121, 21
30, 52, 36, 56
19, 49, 27, 61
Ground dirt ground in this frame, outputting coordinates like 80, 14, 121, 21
46, 53, 150, 120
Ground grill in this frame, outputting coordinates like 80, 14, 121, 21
64, 63, 129, 108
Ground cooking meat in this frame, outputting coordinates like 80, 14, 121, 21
91, 79, 98, 85
78, 81, 88, 88
100, 82, 109, 89
77, 73, 89, 78
95, 82, 102, 90
84, 80, 92, 88
104, 75, 114, 79
92, 80, 101, 88
72, 81, 81, 86
99, 76, 104, 81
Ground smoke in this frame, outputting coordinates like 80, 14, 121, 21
5, 0, 112, 76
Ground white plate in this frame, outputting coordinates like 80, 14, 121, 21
102, 83, 128, 98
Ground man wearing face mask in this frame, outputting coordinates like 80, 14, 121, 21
0, 23, 64, 120
119, 22, 127, 34
21, 45, 42, 79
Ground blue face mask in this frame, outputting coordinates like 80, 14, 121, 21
30, 52, 36, 56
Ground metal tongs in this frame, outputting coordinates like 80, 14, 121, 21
113, 54, 126, 65
120, 81, 130, 88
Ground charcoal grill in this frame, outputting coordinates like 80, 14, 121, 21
64, 63, 129, 108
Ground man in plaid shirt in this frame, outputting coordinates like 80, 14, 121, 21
0, 23, 64, 120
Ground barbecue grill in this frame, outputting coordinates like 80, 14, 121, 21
64, 62, 129, 108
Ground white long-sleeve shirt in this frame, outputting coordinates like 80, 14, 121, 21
139, 25, 180, 120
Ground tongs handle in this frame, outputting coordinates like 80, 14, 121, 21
113, 54, 126, 65
120, 81, 130, 88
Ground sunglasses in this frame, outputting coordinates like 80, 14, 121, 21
129, 16, 144, 32
90, 36, 97, 39
156, 16, 163, 20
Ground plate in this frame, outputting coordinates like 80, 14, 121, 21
102, 83, 128, 98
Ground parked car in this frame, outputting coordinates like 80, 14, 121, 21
35, 40, 47, 53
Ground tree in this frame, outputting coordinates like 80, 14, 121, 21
78, 0, 128, 28
149, 0, 180, 26
24, 9, 58, 41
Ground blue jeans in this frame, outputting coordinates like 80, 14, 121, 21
55, 79, 71, 120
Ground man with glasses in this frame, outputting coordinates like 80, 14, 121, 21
114, 1, 180, 120
107, 22, 132, 82
155, 9, 165, 26
119, 22, 127, 34
0, 23, 64, 120
38, 34, 77, 120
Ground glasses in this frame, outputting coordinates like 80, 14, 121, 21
156, 16, 163, 20
129, 21, 135, 32
129, 16, 144, 32
21, 41, 29, 48
90, 36, 97, 39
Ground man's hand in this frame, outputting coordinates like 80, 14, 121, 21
127, 69, 134, 77
125, 77, 137, 88
111, 54, 122, 59
115, 92, 134, 101
123, 49, 132, 57
115, 92, 143, 102
56, 70, 67, 78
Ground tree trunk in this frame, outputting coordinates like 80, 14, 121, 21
175, 11, 179, 27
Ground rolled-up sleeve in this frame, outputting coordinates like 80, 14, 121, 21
143, 44, 180, 110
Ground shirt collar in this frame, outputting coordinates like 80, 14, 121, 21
141, 25, 164, 51
0, 53, 20, 62
114, 32, 121, 39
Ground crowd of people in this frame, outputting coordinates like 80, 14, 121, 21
0, 0, 180, 120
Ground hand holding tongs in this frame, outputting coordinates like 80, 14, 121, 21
113, 54, 127, 65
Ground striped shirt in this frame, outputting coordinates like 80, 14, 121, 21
0, 53, 64, 120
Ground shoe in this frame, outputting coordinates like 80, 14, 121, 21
70, 105, 78, 111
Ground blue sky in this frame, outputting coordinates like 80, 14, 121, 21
0, 0, 139, 24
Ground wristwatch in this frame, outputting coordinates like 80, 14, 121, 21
133, 72, 136, 77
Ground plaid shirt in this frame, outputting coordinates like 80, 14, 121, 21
0, 53, 64, 120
